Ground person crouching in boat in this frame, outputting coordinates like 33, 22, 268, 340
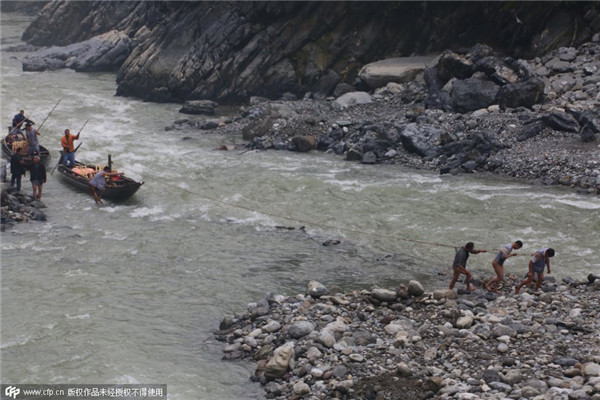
89, 166, 119, 204
61, 129, 80, 167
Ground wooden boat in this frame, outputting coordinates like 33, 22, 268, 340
1, 135, 51, 168
56, 155, 143, 201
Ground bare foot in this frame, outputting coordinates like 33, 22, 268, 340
514, 287, 520, 294
467, 286, 476, 291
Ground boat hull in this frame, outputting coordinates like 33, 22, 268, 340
56, 162, 143, 201
2, 138, 51, 168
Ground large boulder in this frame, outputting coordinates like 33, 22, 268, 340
398, 123, 442, 158
290, 136, 316, 152
23, 30, 133, 72
497, 77, 545, 110
451, 76, 500, 113
437, 52, 474, 82
358, 56, 436, 89
543, 111, 580, 132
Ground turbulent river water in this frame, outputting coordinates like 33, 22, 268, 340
1, 12, 599, 400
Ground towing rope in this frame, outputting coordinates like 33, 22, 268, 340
111, 161, 513, 253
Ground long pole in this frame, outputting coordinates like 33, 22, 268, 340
37, 98, 62, 131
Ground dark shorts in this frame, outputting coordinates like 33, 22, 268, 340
31, 179, 41, 186
532, 259, 545, 274
494, 252, 506, 265
89, 184, 103, 195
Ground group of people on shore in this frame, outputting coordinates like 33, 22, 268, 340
3, 109, 116, 204
450, 241, 555, 294
5, 110, 46, 200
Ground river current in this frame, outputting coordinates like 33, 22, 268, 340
1, 12, 599, 400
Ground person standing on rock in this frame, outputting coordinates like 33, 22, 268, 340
485, 240, 523, 293
449, 242, 487, 291
10, 150, 26, 192
515, 248, 555, 294
61, 128, 80, 167
29, 155, 46, 201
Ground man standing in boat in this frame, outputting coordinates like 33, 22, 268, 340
12, 109, 33, 128
61, 128, 80, 167
24, 122, 40, 155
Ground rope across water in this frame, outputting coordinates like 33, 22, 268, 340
111, 161, 516, 254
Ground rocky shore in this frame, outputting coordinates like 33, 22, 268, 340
0, 185, 47, 231
215, 277, 600, 400
172, 41, 600, 195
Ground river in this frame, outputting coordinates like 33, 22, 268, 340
1, 11, 599, 400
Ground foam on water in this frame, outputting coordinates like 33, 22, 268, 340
555, 198, 600, 210
65, 314, 91, 320
129, 206, 164, 218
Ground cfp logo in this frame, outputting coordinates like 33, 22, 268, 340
4, 386, 20, 399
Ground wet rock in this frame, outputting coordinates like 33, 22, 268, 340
290, 135, 316, 152
179, 100, 218, 115
306, 280, 328, 298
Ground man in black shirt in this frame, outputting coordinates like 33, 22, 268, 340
449, 242, 487, 291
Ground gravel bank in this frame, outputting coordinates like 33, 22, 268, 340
172, 42, 600, 195
215, 277, 600, 399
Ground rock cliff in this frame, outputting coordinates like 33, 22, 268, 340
17, 1, 600, 103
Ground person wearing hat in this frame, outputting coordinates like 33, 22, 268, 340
24, 122, 40, 155
61, 128, 80, 167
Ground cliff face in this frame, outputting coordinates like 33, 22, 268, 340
19, 1, 600, 103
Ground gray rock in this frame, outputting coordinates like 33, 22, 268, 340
399, 123, 442, 158
23, 30, 133, 72
179, 100, 218, 115
488, 381, 513, 393
407, 280, 425, 297
371, 288, 398, 302
451, 76, 500, 113
262, 320, 282, 333
359, 56, 436, 89
317, 329, 336, 348
288, 321, 315, 339
264, 342, 295, 380
332, 92, 372, 111
248, 298, 270, 319
306, 280, 328, 298
497, 77, 545, 110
